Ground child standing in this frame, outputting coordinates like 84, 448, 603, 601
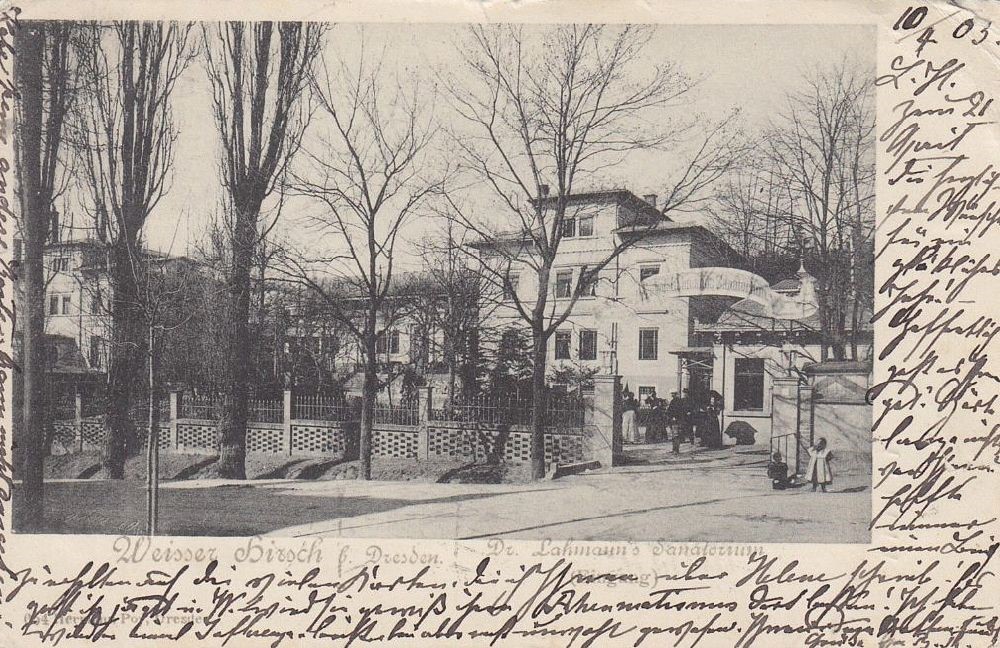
806, 438, 833, 492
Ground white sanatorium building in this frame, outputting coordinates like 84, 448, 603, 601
474, 189, 741, 402
474, 189, 873, 445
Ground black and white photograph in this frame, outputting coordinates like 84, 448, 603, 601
11, 21, 875, 543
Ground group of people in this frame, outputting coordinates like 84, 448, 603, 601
621, 387, 725, 449
769, 438, 834, 492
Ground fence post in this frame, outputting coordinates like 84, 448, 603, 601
416, 386, 432, 460
588, 375, 621, 468
284, 389, 294, 456
169, 390, 180, 451
75, 388, 83, 453
798, 382, 815, 474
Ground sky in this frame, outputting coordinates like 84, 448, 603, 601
80, 23, 875, 263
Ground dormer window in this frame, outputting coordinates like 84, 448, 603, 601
561, 212, 595, 238
640, 265, 660, 282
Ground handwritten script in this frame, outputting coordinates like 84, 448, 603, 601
0, 4, 999, 647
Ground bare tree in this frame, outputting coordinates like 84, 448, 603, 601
714, 161, 795, 261
448, 25, 741, 479
69, 22, 192, 479
414, 221, 497, 402
14, 20, 77, 530
764, 60, 875, 360
285, 43, 445, 479
137, 255, 212, 534
202, 22, 323, 478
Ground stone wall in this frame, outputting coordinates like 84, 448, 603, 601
770, 362, 872, 477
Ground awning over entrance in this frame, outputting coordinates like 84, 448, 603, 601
671, 347, 713, 371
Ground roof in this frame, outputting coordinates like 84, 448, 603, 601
700, 298, 820, 333
534, 189, 665, 222
769, 278, 801, 294
471, 188, 667, 249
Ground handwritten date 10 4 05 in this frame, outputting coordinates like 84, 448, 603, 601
893, 5, 993, 56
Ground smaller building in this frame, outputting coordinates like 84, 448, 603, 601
12, 233, 200, 408
692, 264, 873, 446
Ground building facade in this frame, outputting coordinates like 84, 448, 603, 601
475, 189, 740, 403
13, 238, 113, 377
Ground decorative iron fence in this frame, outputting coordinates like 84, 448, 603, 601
374, 400, 419, 426
52, 396, 76, 420
430, 393, 587, 428
293, 394, 360, 421
81, 397, 106, 419
249, 398, 283, 424
127, 398, 171, 425
181, 394, 218, 419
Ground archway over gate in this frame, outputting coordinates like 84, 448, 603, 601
642, 266, 818, 320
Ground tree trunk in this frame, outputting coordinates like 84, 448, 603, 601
146, 327, 161, 535
530, 326, 548, 480
359, 328, 378, 480
217, 208, 255, 479
103, 242, 144, 478
16, 22, 47, 530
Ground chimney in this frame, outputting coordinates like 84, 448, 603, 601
643, 194, 657, 208
540, 184, 550, 197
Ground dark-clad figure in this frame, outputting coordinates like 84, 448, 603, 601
673, 388, 693, 443
647, 391, 667, 443
665, 391, 682, 452
701, 391, 724, 449
768, 451, 791, 490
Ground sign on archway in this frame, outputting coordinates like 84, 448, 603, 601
643, 267, 817, 320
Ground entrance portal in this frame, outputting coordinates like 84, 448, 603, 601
675, 349, 713, 407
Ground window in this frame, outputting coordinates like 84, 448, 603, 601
640, 265, 660, 282
578, 213, 595, 237
561, 217, 576, 238
638, 386, 656, 407
554, 331, 572, 359
49, 294, 59, 315
638, 328, 658, 360
581, 270, 598, 296
734, 357, 765, 411
91, 294, 101, 314
579, 329, 597, 361
376, 330, 398, 355
555, 270, 573, 298
89, 336, 103, 369
54, 257, 70, 272
504, 272, 519, 300
61, 295, 71, 315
